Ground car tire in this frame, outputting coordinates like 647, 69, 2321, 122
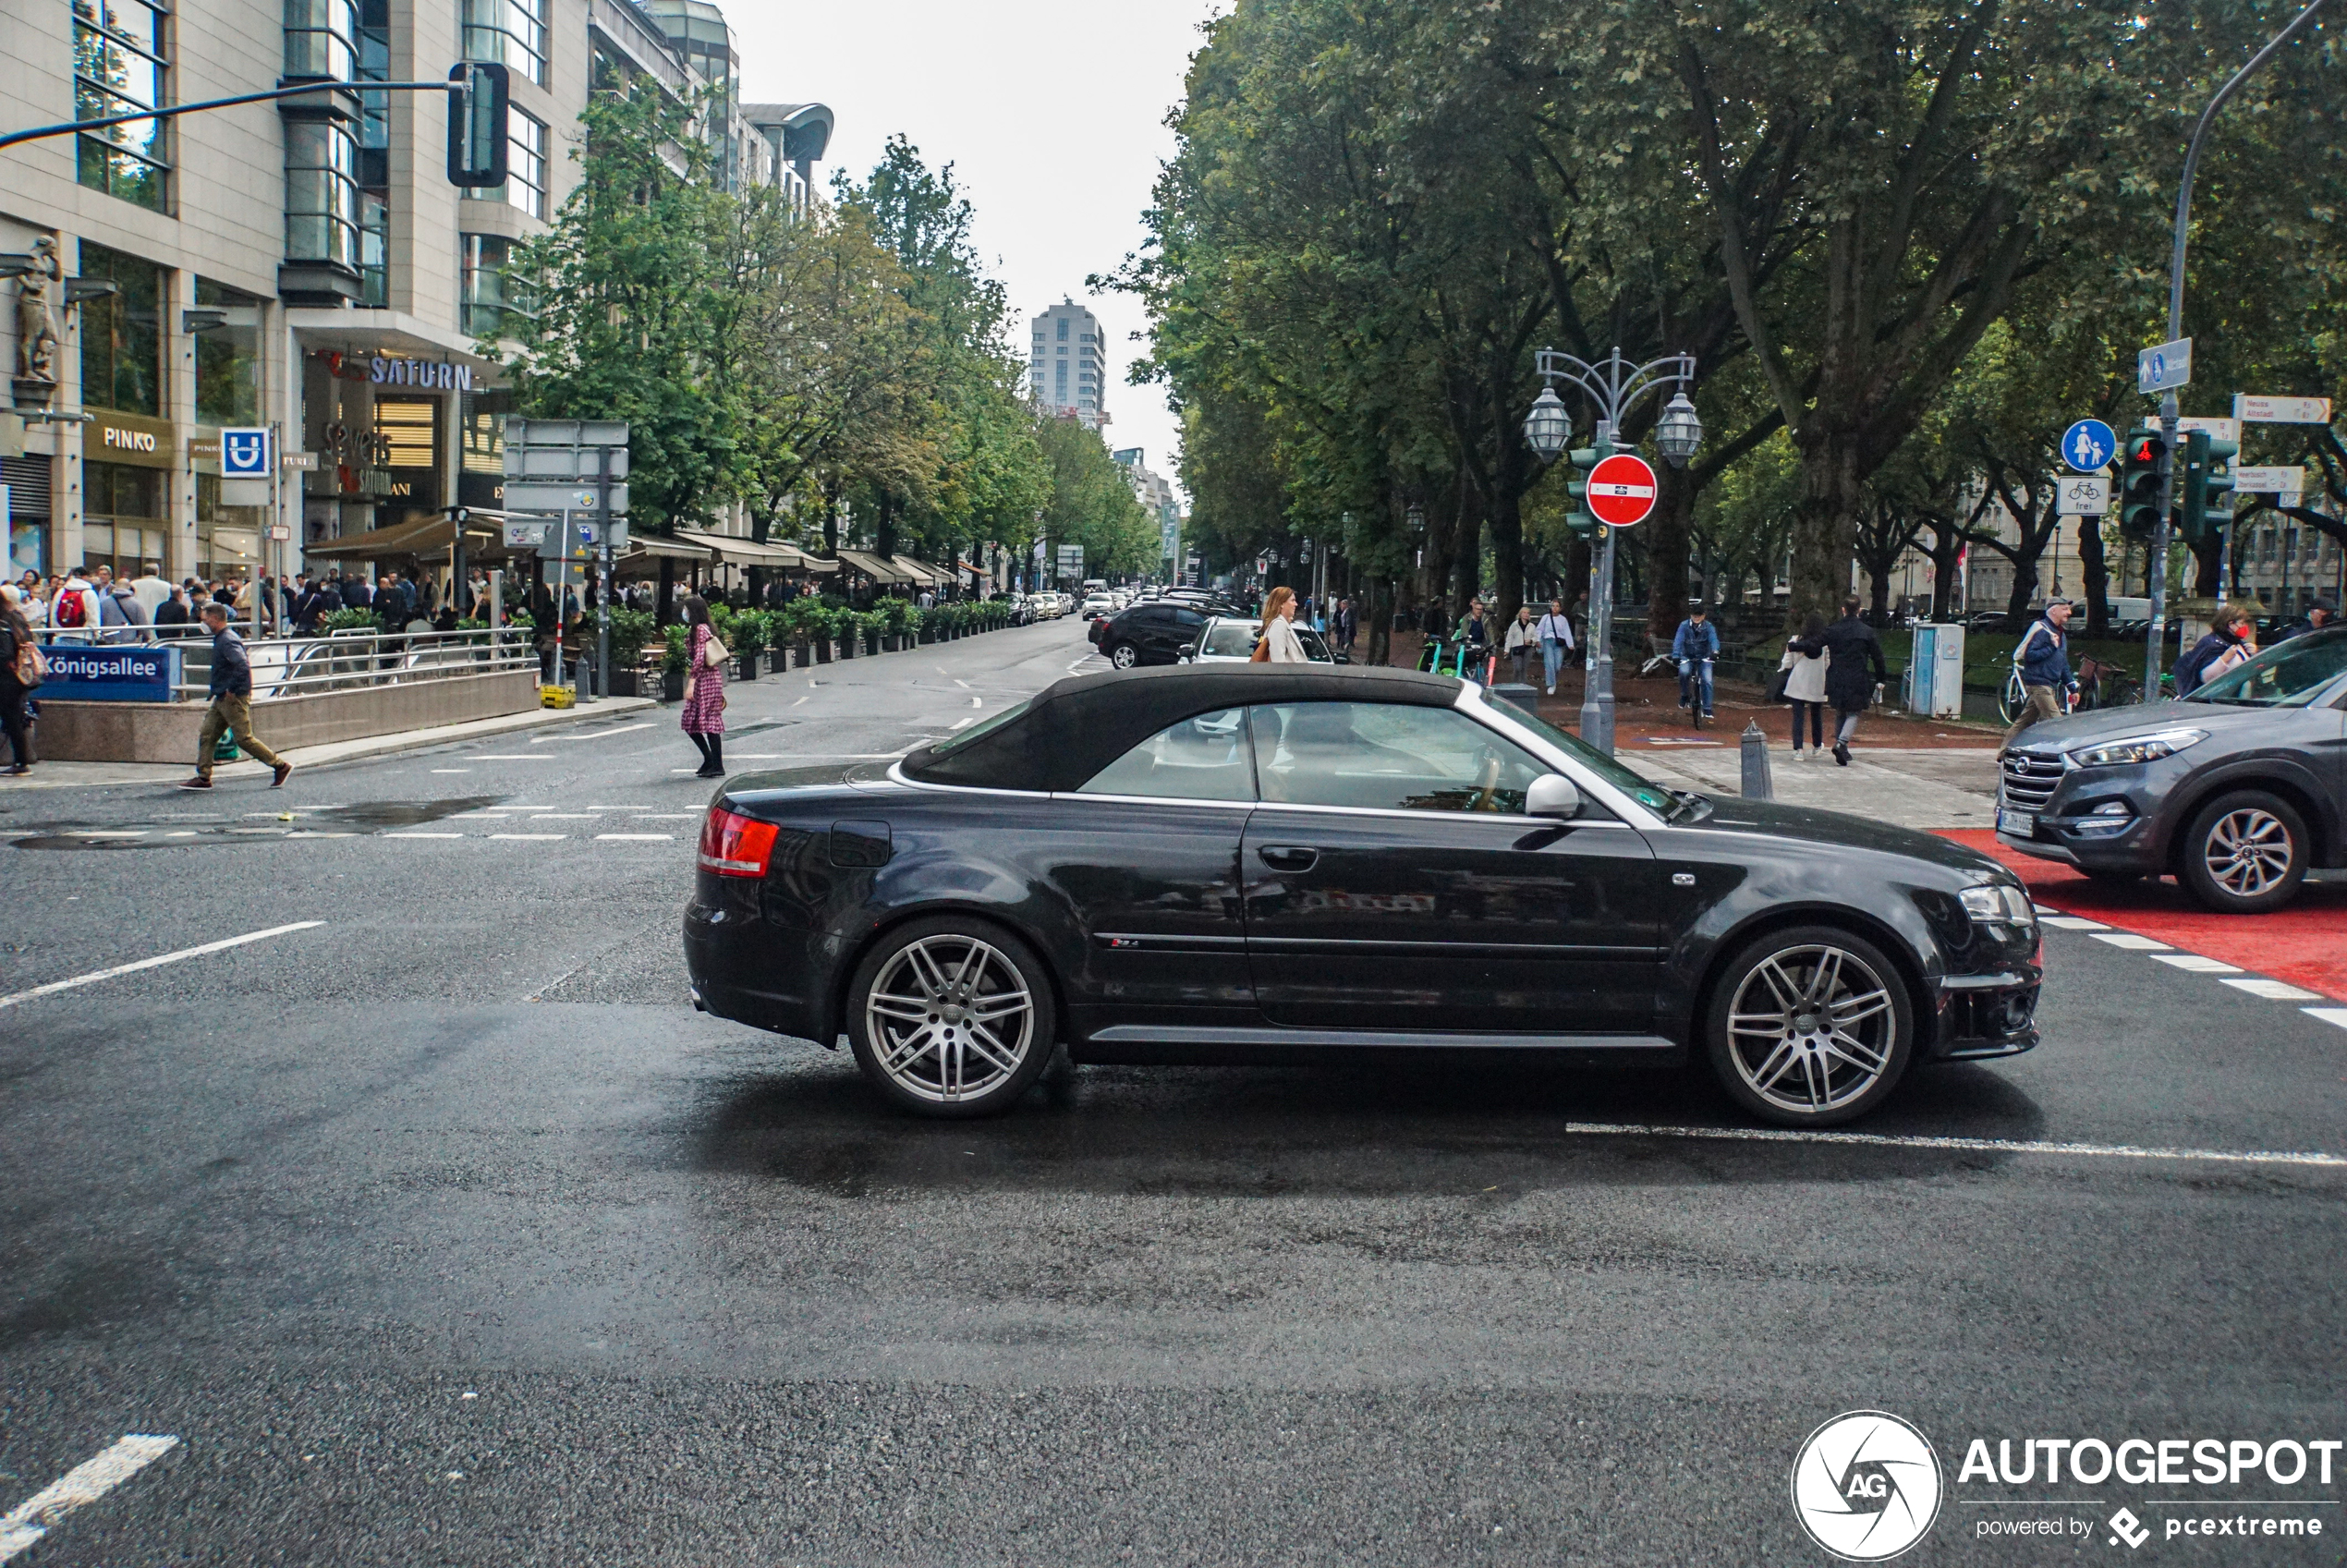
846, 916, 1058, 1117
1704, 924, 1915, 1127
2178, 790, 2307, 914
1108, 642, 1139, 669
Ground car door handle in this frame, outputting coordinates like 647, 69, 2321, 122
1258, 845, 1319, 870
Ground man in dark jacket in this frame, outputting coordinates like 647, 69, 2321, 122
2000, 601, 2073, 752
179, 603, 292, 790
1818, 598, 1891, 765
1671, 600, 1721, 719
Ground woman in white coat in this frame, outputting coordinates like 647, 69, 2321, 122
1256, 585, 1310, 662
1778, 613, 1830, 759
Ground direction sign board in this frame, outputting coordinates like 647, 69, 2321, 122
504, 520, 549, 551
504, 481, 628, 516
2232, 467, 2306, 494
2175, 416, 2240, 444
2057, 475, 2109, 516
1585, 453, 1658, 527
2138, 337, 2192, 393
2060, 419, 2116, 472
220, 426, 271, 479
1055, 543, 1084, 577
2234, 395, 2332, 425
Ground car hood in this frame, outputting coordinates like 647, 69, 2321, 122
1688, 795, 2005, 878
2004, 697, 2292, 754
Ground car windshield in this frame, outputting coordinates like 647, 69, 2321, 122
1483, 692, 1690, 818
2186, 629, 2347, 708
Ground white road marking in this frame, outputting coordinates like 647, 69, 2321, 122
0, 923, 322, 1012
2090, 932, 2170, 951
470, 755, 552, 760
69, 830, 143, 837
949, 717, 976, 731
1558, 1123, 2344, 1168
969, 696, 983, 707
431, 769, 470, 773
2224, 978, 2326, 1002
2037, 915, 2107, 930
531, 723, 651, 743
2147, 953, 2241, 974
584, 806, 657, 811
793, 696, 809, 706
954, 679, 971, 688
283, 831, 354, 838
0, 1433, 179, 1562
2304, 1007, 2347, 1031
595, 833, 673, 841
164, 831, 195, 837
529, 813, 601, 820
386, 833, 465, 839
489, 833, 566, 841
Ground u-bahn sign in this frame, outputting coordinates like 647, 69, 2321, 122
1587, 453, 1659, 528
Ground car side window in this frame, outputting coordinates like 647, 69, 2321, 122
1075, 708, 1255, 801
1202, 623, 1257, 658
1247, 702, 1549, 814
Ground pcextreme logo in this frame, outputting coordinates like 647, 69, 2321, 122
1792, 1411, 1944, 1561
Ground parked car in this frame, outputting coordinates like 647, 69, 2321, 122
685, 666, 2041, 1127
1089, 599, 1213, 667
1995, 626, 2347, 912
1080, 594, 1117, 620
1177, 614, 1343, 664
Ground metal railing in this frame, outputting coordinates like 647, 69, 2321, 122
21, 626, 540, 701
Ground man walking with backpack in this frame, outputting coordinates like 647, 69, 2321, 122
2000, 600, 2073, 752
179, 602, 292, 790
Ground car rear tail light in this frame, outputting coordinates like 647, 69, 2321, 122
699, 805, 779, 878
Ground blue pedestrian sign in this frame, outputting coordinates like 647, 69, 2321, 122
2061, 419, 2117, 473
220, 426, 271, 479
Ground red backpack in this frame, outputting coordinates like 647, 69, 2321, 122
54, 588, 87, 627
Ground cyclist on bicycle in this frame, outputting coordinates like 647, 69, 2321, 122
2000, 599, 2073, 754
1672, 598, 1720, 722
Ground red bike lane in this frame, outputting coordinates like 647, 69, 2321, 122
1939, 828, 2347, 1003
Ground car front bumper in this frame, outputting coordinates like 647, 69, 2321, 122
1925, 968, 2041, 1061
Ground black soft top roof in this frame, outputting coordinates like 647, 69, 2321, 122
901, 665, 1465, 793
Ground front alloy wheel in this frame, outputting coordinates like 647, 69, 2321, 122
2180, 790, 2305, 914
1706, 927, 1914, 1126
1109, 641, 1140, 669
847, 918, 1056, 1116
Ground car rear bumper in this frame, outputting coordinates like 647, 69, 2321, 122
683, 898, 835, 1044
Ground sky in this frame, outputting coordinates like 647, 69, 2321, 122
729, 0, 1225, 504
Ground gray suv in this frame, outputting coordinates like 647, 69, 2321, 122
1996, 627, 2347, 912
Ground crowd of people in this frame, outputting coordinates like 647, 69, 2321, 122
6, 564, 498, 641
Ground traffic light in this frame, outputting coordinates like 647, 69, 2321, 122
446, 62, 510, 188
1563, 443, 1608, 540
2117, 427, 2168, 542
2178, 431, 2238, 546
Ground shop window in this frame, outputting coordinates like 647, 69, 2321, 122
197, 473, 264, 581
85, 460, 165, 579
74, 0, 170, 213
374, 396, 438, 468
193, 277, 262, 427
76, 241, 163, 416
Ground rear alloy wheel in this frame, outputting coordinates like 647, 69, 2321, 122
847, 918, 1056, 1117
1108, 641, 1140, 669
1706, 926, 1914, 1126
2179, 790, 2306, 914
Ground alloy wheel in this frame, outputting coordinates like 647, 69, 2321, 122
1724, 943, 1899, 1116
1111, 643, 1139, 668
2203, 808, 2292, 898
861, 933, 1036, 1105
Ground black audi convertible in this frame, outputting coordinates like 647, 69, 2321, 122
684, 667, 2041, 1125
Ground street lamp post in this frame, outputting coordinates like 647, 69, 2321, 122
1524, 346, 1699, 754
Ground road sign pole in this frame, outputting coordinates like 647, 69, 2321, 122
1583, 517, 1619, 755
2145, 395, 2179, 702
553, 508, 567, 691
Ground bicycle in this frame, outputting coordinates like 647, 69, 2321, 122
2071, 655, 2141, 711
1678, 656, 1716, 728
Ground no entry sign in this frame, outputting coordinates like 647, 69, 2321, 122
1587, 453, 1658, 527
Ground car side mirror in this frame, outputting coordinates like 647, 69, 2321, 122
1526, 773, 1582, 820
1332, 650, 1350, 664
1177, 642, 1198, 661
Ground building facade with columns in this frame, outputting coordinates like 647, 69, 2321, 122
2, 0, 824, 588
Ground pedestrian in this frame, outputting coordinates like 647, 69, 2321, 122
18, 571, 49, 630
2000, 600, 2073, 753
107, 574, 151, 640
153, 584, 193, 635
51, 565, 101, 638
1337, 596, 1357, 652
2273, 600, 2333, 643
2172, 604, 2255, 696
1453, 597, 1492, 681
1817, 596, 1890, 765
1255, 584, 1309, 662
678, 594, 729, 777
0, 583, 40, 775
1534, 597, 1575, 695
1778, 613, 1830, 760
1503, 604, 1538, 685
1672, 599, 1720, 721
179, 602, 292, 790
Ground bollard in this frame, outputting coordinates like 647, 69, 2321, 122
1740, 719, 1773, 801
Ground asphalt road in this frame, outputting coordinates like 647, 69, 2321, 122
4, 616, 2342, 1566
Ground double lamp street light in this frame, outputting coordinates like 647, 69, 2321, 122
1523, 347, 1703, 754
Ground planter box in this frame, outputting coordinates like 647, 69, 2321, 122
918, 627, 935, 644
663, 669, 685, 701
794, 640, 812, 669
865, 632, 882, 657
814, 639, 832, 663
607, 668, 642, 698
836, 635, 855, 660
736, 654, 760, 682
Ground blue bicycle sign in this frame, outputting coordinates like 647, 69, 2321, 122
2061, 419, 2116, 473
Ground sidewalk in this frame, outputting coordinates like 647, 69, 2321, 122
0, 695, 659, 791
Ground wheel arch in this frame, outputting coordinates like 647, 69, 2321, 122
1686, 904, 1938, 1058
2159, 771, 2333, 873
826, 899, 1072, 1049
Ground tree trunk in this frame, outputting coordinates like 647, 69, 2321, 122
1645, 466, 1695, 648
1789, 429, 1864, 626
2078, 517, 2111, 638
1490, 487, 1525, 634
1368, 576, 1392, 667
2002, 552, 2039, 629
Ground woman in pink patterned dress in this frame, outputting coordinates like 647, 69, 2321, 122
678, 594, 726, 777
